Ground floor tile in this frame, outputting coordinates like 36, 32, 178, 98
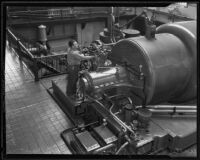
5, 47, 72, 154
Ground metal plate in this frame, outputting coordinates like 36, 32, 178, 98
151, 116, 196, 152
75, 131, 100, 152
94, 125, 117, 144
136, 120, 169, 153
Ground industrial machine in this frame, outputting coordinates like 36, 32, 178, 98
49, 21, 197, 155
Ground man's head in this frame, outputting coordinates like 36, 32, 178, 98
68, 40, 79, 50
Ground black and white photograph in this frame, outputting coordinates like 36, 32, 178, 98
1, 1, 198, 158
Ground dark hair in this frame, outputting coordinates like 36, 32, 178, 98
68, 40, 76, 48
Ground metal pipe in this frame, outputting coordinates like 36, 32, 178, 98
102, 42, 116, 46
149, 109, 196, 114
87, 95, 107, 110
147, 105, 196, 110
127, 97, 133, 105
106, 95, 135, 131
88, 94, 135, 134
109, 103, 127, 133
109, 101, 135, 134
115, 141, 129, 155
114, 111, 121, 115
93, 143, 115, 154
87, 95, 127, 132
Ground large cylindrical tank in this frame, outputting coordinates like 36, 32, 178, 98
38, 24, 47, 42
109, 21, 196, 105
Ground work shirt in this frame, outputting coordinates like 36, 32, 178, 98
67, 50, 92, 66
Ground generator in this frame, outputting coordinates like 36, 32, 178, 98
49, 21, 196, 155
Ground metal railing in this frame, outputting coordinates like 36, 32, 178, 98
8, 8, 109, 19
34, 53, 68, 80
6, 28, 68, 81
7, 28, 34, 59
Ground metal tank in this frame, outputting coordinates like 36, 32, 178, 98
38, 24, 47, 42
109, 21, 196, 105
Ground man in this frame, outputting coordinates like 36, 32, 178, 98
66, 40, 95, 98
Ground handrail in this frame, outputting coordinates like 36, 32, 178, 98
7, 28, 18, 41
34, 52, 68, 59
8, 8, 109, 18
6, 27, 68, 81
18, 41, 34, 59
7, 28, 34, 59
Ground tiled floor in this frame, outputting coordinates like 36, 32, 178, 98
5, 47, 72, 154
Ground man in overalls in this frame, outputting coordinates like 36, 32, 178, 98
66, 40, 95, 99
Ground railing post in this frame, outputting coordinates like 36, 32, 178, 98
33, 57, 39, 81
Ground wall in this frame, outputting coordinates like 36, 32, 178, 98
48, 23, 76, 52
76, 21, 105, 47
177, 3, 197, 19
13, 26, 38, 41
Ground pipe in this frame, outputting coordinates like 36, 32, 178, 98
156, 21, 196, 103
87, 95, 127, 132
101, 94, 135, 133
93, 143, 115, 154
147, 105, 196, 110
102, 42, 116, 46
109, 101, 135, 134
109, 103, 127, 133
149, 109, 196, 114
88, 94, 135, 134
127, 97, 133, 105
115, 141, 129, 155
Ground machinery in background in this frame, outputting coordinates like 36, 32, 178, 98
99, 7, 156, 44
49, 20, 196, 155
